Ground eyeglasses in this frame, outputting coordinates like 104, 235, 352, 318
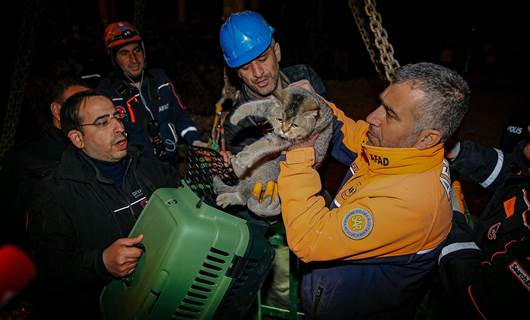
80, 112, 126, 128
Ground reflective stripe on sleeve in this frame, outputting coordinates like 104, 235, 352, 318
479, 148, 503, 188
438, 242, 480, 264
181, 126, 198, 137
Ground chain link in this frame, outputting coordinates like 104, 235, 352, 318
364, 0, 400, 82
348, 0, 384, 80
0, 0, 40, 159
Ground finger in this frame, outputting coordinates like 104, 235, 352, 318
252, 181, 263, 202
124, 234, 144, 246
263, 181, 276, 205
123, 247, 144, 261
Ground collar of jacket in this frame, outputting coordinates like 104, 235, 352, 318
361, 141, 445, 175
57, 145, 136, 185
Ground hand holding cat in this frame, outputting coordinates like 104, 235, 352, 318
252, 180, 278, 204
287, 132, 319, 151
247, 180, 281, 217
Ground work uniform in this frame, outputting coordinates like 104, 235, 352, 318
278, 102, 452, 318
98, 69, 200, 160
439, 140, 530, 319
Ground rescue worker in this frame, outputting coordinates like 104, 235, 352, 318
98, 21, 204, 162
279, 62, 470, 319
438, 124, 530, 318
219, 10, 329, 308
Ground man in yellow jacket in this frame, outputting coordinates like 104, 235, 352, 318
279, 62, 470, 319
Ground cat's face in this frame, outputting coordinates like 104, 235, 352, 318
268, 91, 320, 141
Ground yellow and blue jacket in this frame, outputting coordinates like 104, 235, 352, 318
278, 101, 453, 317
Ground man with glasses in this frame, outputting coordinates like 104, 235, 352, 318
27, 90, 181, 318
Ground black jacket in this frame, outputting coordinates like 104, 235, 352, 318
439, 140, 530, 318
223, 64, 327, 153
28, 145, 181, 318
0, 124, 67, 246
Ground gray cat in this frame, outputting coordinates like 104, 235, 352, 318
213, 86, 334, 208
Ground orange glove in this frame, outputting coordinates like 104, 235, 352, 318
248, 180, 281, 217
252, 180, 278, 205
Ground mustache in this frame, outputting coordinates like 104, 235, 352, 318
112, 134, 127, 144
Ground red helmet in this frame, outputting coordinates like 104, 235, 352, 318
104, 21, 142, 50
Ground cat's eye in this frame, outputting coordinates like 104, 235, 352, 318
292, 123, 298, 128
276, 118, 283, 123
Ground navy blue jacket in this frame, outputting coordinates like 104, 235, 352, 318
98, 69, 200, 159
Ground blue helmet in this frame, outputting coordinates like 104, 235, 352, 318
220, 11, 275, 68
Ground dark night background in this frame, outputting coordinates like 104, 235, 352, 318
0, 1, 527, 317
1, 0, 526, 202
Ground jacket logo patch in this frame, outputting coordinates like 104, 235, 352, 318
351, 163, 360, 175
132, 189, 143, 199
487, 222, 501, 240
369, 154, 389, 166
342, 208, 373, 240
159, 103, 169, 112
340, 182, 361, 200
116, 106, 127, 119
508, 261, 530, 291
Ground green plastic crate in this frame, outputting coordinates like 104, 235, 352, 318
100, 184, 274, 319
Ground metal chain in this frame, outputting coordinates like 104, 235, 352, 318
0, 0, 40, 159
348, 0, 384, 80
364, 0, 400, 82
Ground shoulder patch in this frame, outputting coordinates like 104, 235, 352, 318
342, 208, 373, 240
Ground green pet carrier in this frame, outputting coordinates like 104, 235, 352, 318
100, 146, 274, 319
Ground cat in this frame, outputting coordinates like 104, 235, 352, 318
213, 86, 334, 208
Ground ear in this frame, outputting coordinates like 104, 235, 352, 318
67, 130, 85, 149
50, 102, 61, 123
273, 42, 281, 63
303, 110, 319, 119
414, 129, 442, 149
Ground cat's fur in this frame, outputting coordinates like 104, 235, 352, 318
214, 86, 334, 208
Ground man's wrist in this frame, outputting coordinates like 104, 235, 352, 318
281, 148, 315, 164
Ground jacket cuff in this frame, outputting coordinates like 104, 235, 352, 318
96, 250, 113, 281
281, 148, 315, 165
438, 242, 480, 265
184, 129, 201, 144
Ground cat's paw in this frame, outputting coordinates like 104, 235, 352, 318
216, 192, 245, 207
216, 193, 231, 208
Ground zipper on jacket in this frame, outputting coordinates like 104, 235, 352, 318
312, 286, 323, 319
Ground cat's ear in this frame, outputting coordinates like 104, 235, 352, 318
303, 110, 319, 119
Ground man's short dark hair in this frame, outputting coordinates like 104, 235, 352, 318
393, 62, 470, 142
60, 90, 110, 135
50, 75, 92, 106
